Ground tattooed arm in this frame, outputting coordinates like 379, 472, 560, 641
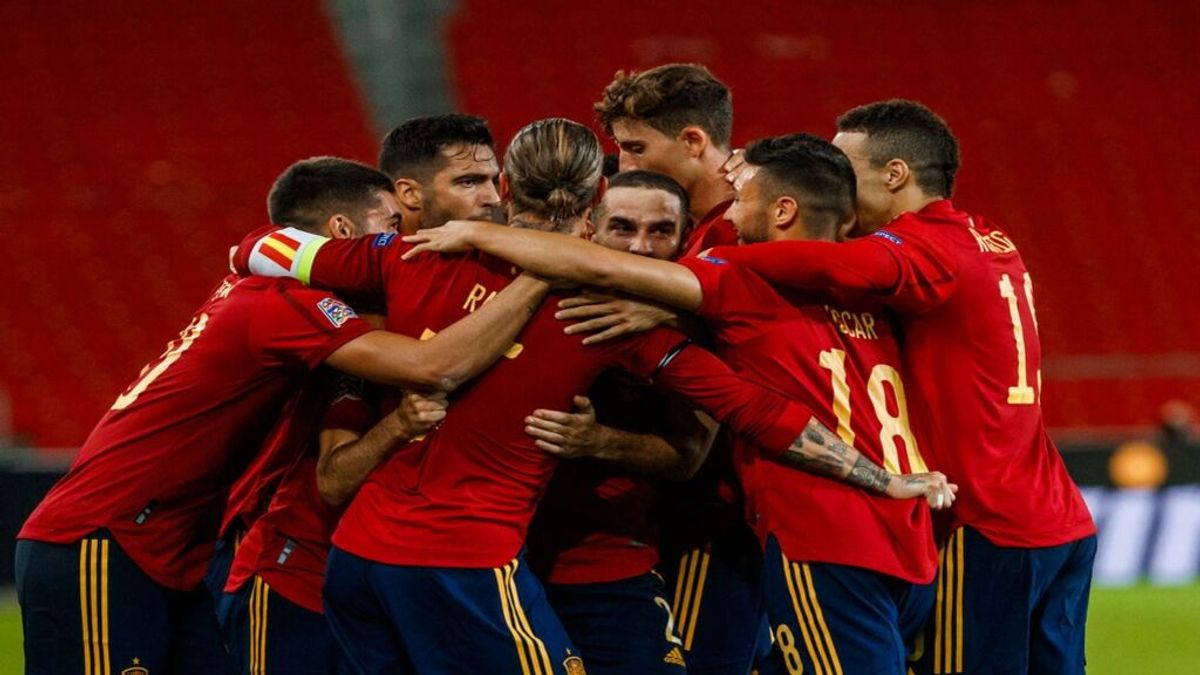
776, 418, 958, 508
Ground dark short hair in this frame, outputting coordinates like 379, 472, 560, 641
594, 63, 733, 148
602, 153, 620, 178
744, 133, 857, 240
599, 170, 691, 226
836, 99, 960, 197
267, 157, 394, 233
378, 113, 495, 183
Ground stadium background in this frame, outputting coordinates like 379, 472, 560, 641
0, 0, 1196, 671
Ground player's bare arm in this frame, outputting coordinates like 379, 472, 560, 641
556, 292, 683, 344
325, 272, 548, 390
403, 220, 705, 312
525, 395, 717, 481
782, 418, 958, 509
316, 391, 448, 507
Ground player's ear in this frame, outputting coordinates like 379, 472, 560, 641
773, 196, 799, 231
679, 126, 708, 159
836, 218, 857, 242
394, 178, 423, 210
591, 176, 608, 206
498, 172, 512, 201
885, 158, 911, 193
326, 214, 357, 239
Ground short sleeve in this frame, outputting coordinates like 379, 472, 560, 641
861, 228, 959, 314
256, 284, 375, 369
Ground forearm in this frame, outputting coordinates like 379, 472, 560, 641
317, 417, 411, 507
421, 273, 549, 388
773, 417, 895, 494
470, 224, 703, 310
589, 426, 701, 481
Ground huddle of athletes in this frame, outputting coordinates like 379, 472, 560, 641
15, 63, 1096, 675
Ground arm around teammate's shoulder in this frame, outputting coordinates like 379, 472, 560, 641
325, 273, 549, 391
403, 221, 705, 311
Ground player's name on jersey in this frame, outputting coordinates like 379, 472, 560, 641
1082, 485, 1200, 586
824, 305, 880, 341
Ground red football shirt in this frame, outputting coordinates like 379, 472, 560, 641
225, 374, 374, 613
19, 275, 373, 590
334, 307, 811, 569
526, 371, 676, 585
709, 200, 1096, 548
682, 199, 738, 259
679, 256, 939, 583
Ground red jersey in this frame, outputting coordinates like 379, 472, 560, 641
225, 374, 374, 613
218, 380, 335, 541
527, 371, 681, 584
334, 305, 809, 568
19, 275, 373, 590
682, 199, 738, 259
235, 229, 809, 568
679, 255, 939, 584
710, 200, 1096, 548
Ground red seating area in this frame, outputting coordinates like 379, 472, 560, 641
0, 1, 377, 446
448, 0, 1200, 431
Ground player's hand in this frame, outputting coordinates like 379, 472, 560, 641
392, 391, 448, 437
720, 149, 748, 185
401, 220, 486, 259
885, 471, 958, 510
556, 293, 679, 345
525, 396, 611, 458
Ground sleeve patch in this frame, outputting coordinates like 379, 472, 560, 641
871, 230, 904, 246
697, 255, 728, 265
373, 232, 397, 247
317, 297, 358, 328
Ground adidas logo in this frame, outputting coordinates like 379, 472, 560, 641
663, 646, 686, 667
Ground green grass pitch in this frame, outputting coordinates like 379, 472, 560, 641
0, 585, 1197, 673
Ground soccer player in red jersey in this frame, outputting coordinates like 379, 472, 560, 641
238, 120, 940, 674
711, 101, 1097, 675
14, 158, 548, 675
595, 63, 739, 257
403, 133, 960, 674
217, 114, 511, 675
594, 63, 781, 674
524, 170, 711, 674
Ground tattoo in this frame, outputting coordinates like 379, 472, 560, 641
847, 455, 893, 494
773, 418, 893, 495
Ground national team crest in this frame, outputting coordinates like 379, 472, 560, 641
563, 655, 587, 675
121, 657, 149, 675
317, 297, 357, 328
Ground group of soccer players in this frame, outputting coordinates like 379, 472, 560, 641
15, 63, 1096, 675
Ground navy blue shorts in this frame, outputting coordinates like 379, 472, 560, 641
15, 531, 231, 675
909, 526, 1096, 675
760, 535, 935, 675
546, 571, 686, 674
660, 529, 774, 675
323, 546, 585, 675
219, 575, 345, 675
205, 528, 243, 613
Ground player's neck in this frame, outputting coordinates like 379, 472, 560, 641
508, 210, 586, 236
689, 156, 735, 222
887, 191, 944, 224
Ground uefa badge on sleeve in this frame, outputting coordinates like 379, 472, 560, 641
317, 297, 358, 328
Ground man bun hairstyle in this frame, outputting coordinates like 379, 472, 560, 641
504, 118, 603, 225
378, 113, 495, 182
744, 133, 857, 240
594, 63, 733, 148
267, 156, 394, 233
836, 99, 960, 198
